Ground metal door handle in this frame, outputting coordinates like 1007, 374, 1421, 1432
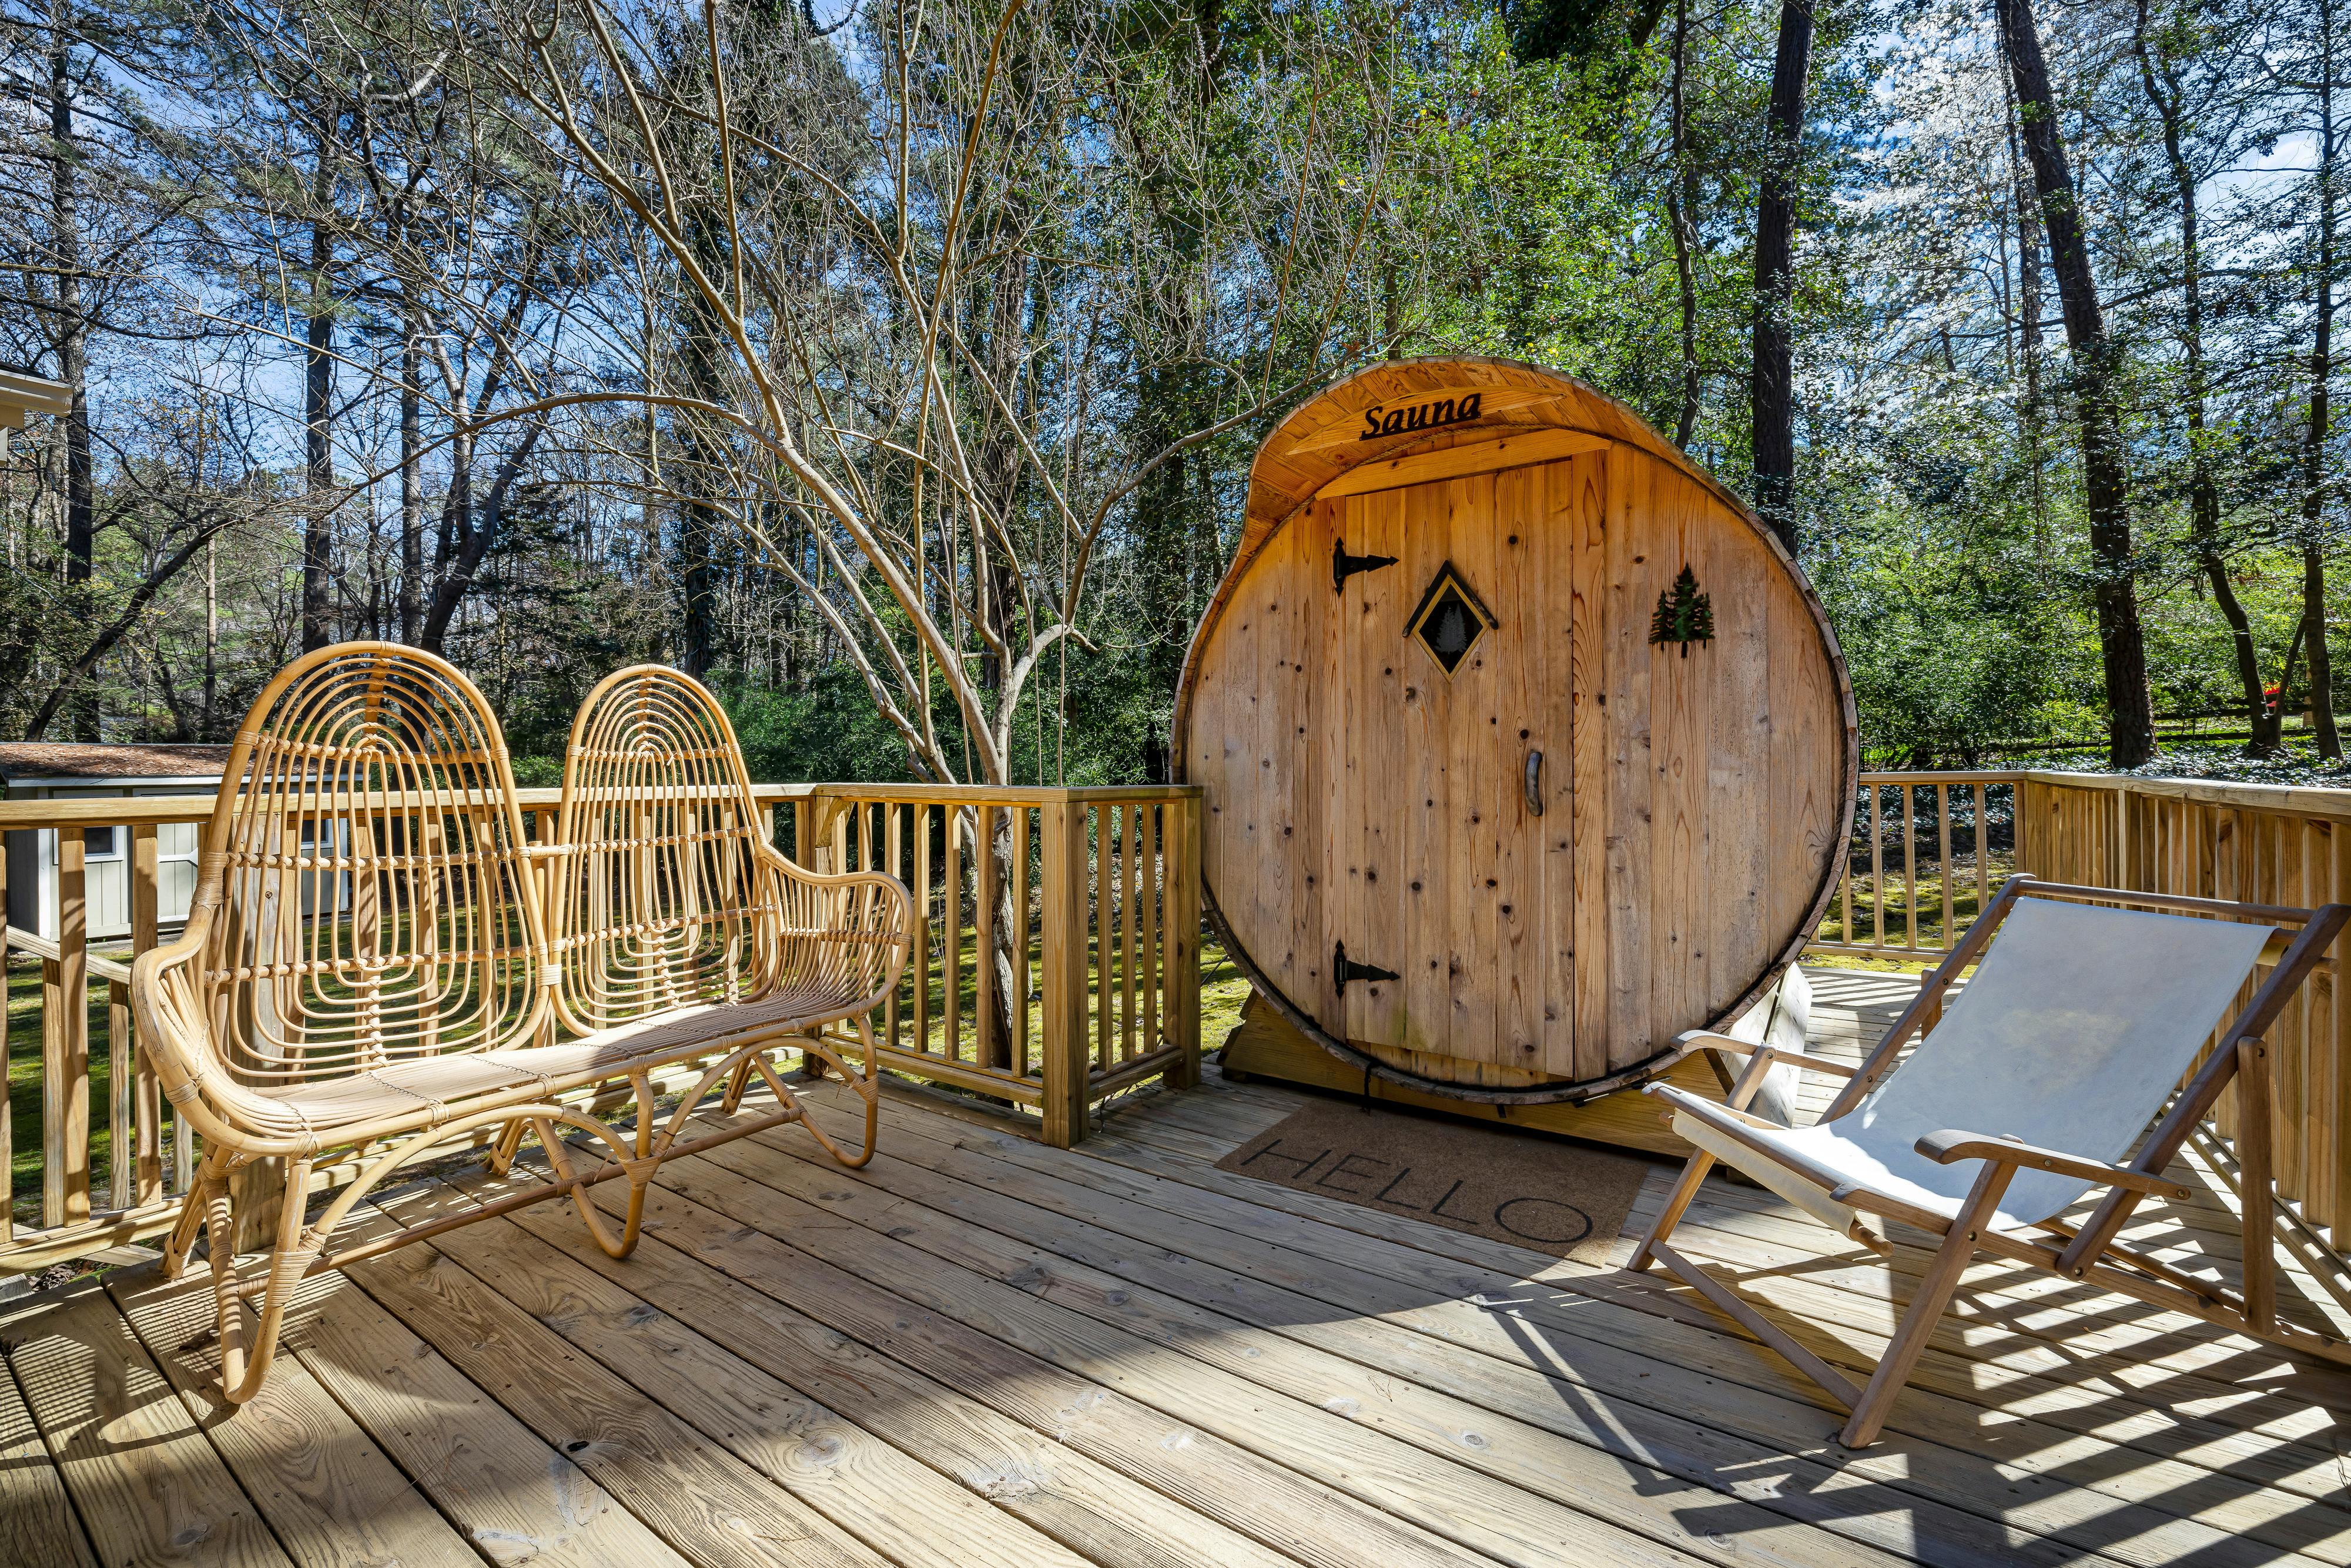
1525, 749, 1543, 816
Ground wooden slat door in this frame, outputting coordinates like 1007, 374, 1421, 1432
1321, 451, 1590, 1080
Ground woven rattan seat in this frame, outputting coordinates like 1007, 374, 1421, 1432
132, 646, 913, 1403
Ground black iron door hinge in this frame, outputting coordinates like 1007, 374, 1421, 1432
1333, 538, 1399, 595
1334, 939, 1401, 997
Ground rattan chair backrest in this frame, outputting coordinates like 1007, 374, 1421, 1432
552, 665, 782, 1034
190, 642, 552, 1083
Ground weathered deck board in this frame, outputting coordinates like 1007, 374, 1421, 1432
106, 1268, 480, 1568
4, 1282, 289, 1567
7, 967, 2351, 1567
776, 1090, 2350, 1567
0, 1303, 97, 1568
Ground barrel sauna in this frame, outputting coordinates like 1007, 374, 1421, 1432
1176, 357, 1855, 1105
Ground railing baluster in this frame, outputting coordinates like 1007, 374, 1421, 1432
915, 805, 933, 1058
1014, 805, 1031, 1076
107, 981, 132, 1212
1904, 786, 1918, 951
1936, 783, 1953, 951
130, 823, 162, 1209
945, 806, 963, 1063
1142, 804, 1160, 1057
1128, 804, 1147, 1063
976, 803, 998, 1071
46, 829, 89, 1228
1976, 783, 1991, 923
885, 805, 903, 1054
1867, 783, 1884, 952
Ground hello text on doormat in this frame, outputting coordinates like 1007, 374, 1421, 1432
1212, 1098, 1650, 1264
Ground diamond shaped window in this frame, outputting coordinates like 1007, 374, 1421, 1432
1407, 564, 1495, 676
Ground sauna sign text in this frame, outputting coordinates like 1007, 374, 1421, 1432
1361, 391, 1483, 440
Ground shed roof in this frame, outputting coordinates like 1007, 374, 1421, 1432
0, 742, 232, 783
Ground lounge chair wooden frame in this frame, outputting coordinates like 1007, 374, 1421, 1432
131, 645, 913, 1403
1630, 876, 2351, 1448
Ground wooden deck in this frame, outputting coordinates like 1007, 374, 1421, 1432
8, 968, 2351, 1568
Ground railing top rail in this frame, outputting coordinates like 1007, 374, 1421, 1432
1852, 767, 2351, 820
0, 783, 772, 827
0, 795, 217, 827
2011, 769, 2351, 819
0, 778, 1203, 829
772, 782, 1205, 805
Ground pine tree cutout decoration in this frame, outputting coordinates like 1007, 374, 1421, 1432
1649, 565, 1714, 657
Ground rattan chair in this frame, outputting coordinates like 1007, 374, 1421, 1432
132, 644, 913, 1403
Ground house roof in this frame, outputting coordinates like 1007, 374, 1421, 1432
0, 742, 233, 783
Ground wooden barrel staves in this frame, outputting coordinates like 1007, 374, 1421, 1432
1175, 357, 1856, 1104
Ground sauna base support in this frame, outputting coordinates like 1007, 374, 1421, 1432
1215, 995, 1713, 1159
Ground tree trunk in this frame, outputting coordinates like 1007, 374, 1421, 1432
399, 317, 423, 645
203, 535, 217, 738
2135, 1, 2272, 753
2308, 0, 2344, 759
1668, 0, 1700, 449
49, 2, 95, 739
2308, 547, 2340, 756
302, 126, 336, 653
1750, 0, 1814, 553
678, 216, 729, 680
2000, 31, 2049, 547
1996, 0, 2155, 768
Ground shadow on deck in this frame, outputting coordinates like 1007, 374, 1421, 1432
6, 967, 2351, 1568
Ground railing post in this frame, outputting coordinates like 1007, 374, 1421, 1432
1039, 800, 1090, 1147
1167, 793, 1203, 1090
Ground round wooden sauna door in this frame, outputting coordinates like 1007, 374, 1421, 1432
1182, 413, 1848, 1097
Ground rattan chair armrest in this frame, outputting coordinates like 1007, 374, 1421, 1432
751, 840, 918, 996
755, 837, 908, 894
1670, 1029, 1859, 1078
126, 926, 245, 1140
1914, 1128, 2193, 1201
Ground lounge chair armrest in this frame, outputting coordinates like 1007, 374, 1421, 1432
1670, 1030, 1858, 1078
1914, 1129, 2194, 1201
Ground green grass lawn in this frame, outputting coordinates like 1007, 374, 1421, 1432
5, 953, 133, 1228
1810, 850, 2015, 954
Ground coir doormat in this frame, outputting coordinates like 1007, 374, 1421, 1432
1213, 1098, 1651, 1263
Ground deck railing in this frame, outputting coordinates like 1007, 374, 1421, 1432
0, 781, 1201, 1274
773, 784, 1203, 1149
1807, 772, 2022, 960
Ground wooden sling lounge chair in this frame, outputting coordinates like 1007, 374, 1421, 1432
132, 645, 913, 1403
1630, 877, 2351, 1448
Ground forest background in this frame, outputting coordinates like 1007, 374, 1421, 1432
0, 0, 2340, 790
